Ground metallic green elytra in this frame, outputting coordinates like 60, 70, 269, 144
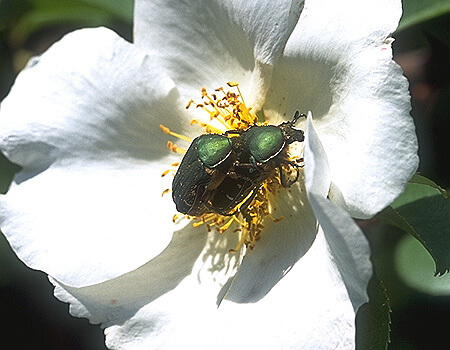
196, 134, 232, 168
172, 133, 235, 216
244, 125, 285, 163
172, 111, 306, 219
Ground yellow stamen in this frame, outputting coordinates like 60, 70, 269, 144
218, 216, 236, 233
270, 214, 284, 223
172, 213, 184, 223
190, 119, 223, 134
229, 225, 249, 253
166, 141, 186, 154
161, 82, 299, 253
159, 124, 192, 142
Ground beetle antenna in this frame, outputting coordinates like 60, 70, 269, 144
291, 111, 306, 125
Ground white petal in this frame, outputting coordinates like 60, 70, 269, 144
52, 230, 356, 350
322, 50, 418, 218
308, 193, 372, 311
1, 163, 180, 286
0, 27, 180, 167
0, 27, 189, 286
304, 115, 372, 310
264, 0, 419, 217
223, 178, 317, 303
304, 112, 330, 198
48, 180, 357, 349
219, 231, 356, 350
50, 222, 230, 325
134, 0, 305, 109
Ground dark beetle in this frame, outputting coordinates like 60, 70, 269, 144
171, 133, 235, 216
172, 111, 305, 218
230, 111, 305, 187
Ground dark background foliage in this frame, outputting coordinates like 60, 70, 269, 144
0, 1, 449, 349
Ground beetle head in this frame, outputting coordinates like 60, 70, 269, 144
279, 111, 305, 144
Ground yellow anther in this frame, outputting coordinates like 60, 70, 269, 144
271, 216, 284, 223
161, 83, 295, 253
205, 125, 223, 134
186, 99, 194, 109
173, 213, 184, 223
166, 141, 186, 154
229, 226, 249, 253
160, 124, 192, 142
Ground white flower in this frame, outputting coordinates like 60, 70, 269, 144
0, 0, 418, 349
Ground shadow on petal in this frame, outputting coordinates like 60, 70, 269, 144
11, 141, 57, 184
53, 222, 212, 327
223, 179, 318, 303
265, 55, 335, 123
308, 193, 372, 311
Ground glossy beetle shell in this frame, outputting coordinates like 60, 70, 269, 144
172, 134, 233, 216
172, 111, 305, 219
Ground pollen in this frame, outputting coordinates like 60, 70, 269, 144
160, 82, 302, 253
166, 141, 186, 154
159, 125, 192, 142
186, 82, 258, 131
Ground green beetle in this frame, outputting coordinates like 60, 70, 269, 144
229, 110, 305, 187
172, 111, 305, 218
172, 133, 235, 216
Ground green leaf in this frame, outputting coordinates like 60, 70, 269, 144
78, 0, 134, 22
10, 7, 111, 46
408, 173, 448, 199
395, 235, 450, 295
356, 275, 391, 350
9, 0, 133, 47
28, 0, 133, 22
378, 176, 450, 275
398, 0, 450, 31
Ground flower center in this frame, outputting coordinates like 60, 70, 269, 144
161, 82, 304, 252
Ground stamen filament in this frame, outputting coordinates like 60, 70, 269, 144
162, 83, 297, 253
190, 119, 223, 134
160, 125, 192, 142
229, 226, 248, 253
166, 141, 186, 154
219, 217, 235, 233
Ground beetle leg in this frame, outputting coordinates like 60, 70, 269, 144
279, 162, 300, 187
239, 190, 258, 225
224, 129, 244, 136
232, 161, 254, 170
222, 186, 257, 223
230, 161, 268, 183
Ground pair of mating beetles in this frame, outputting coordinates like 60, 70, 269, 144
172, 111, 306, 224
